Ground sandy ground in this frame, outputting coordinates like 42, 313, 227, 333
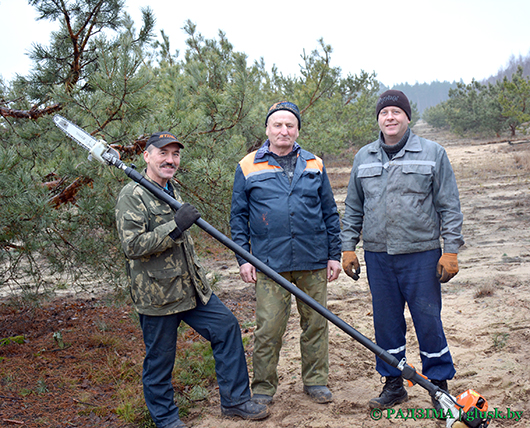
187, 122, 530, 428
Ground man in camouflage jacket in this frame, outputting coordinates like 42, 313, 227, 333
115, 132, 268, 428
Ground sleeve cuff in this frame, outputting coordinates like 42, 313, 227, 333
169, 225, 183, 241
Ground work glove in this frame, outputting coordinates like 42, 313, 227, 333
437, 253, 459, 283
342, 251, 361, 280
172, 203, 200, 238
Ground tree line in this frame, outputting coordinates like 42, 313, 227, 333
482, 51, 530, 85
422, 52, 530, 136
383, 81, 460, 115
423, 65, 530, 137
0, 0, 382, 294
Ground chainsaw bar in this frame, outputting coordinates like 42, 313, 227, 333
53, 115, 121, 165
53, 115, 98, 152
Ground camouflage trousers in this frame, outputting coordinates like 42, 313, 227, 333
252, 268, 329, 396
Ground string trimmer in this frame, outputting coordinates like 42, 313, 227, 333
53, 115, 491, 428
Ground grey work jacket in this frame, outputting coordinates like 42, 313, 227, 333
341, 131, 464, 255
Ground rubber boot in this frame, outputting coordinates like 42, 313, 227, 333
303, 385, 333, 404
368, 376, 409, 409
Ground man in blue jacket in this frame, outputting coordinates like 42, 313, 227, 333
230, 101, 342, 406
341, 90, 464, 411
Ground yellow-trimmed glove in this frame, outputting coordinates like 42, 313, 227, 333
342, 251, 361, 281
437, 253, 459, 283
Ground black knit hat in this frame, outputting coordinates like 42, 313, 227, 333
376, 90, 411, 120
265, 101, 301, 130
146, 132, 184, 150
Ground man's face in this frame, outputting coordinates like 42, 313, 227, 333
265, 110, 299, 155
143, 143, 181, 186
378, 106, 410, 143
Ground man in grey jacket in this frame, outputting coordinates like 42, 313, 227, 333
115, 132, 268, 428
341, 90, 464, 411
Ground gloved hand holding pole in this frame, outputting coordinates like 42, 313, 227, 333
173, 203, 200, 238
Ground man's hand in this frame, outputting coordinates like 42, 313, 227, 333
437, 253, 459, 283
327, 260, 341, 282
342, 251, 361, 280
173, 203, 200, 238
239, 263, 257, 284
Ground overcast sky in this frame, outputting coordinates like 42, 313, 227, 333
1, 0, 529, 87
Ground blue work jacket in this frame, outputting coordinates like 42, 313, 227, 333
230, 143, 341, 273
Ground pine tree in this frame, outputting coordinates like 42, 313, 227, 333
0, 1, 155, 294
1, 3, 381, 297
498, 66, 530, 136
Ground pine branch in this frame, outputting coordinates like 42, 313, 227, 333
0, 103, 62, 119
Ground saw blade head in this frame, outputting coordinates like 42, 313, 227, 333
53, 115, 97, 152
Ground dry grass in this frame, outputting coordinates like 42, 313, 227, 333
474, 284, 495, 299
324, 152, 355, 190
327, 171, 351, 190
0, 291, 255, 427
324, 155, 355, 169
514, 150, 530, 171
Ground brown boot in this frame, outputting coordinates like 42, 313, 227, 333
368, 376, 409, 409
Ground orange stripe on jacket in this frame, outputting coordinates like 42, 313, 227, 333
239, 151, 323, 179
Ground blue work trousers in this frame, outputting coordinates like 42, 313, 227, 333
139, 294, 251, 428
365, 249, 455, 381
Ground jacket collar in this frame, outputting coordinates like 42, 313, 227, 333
255, 139, 301, 162
369, 129, 422, 155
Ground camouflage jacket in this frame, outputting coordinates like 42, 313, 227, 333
115, 173, 212, 316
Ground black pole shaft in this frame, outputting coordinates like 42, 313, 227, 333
120, 163, 434, 390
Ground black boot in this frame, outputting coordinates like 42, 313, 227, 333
221, 399, 270, 420
368, 376, 409, 409
431, 379, 449, 412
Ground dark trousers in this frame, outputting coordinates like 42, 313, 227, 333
139, 294, 251, 428
365, 249, 455, 381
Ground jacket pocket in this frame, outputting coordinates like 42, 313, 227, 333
250, 232, 270, 264
301, 170, 322, 207
357, 164, 383, 197
149, 204, 174, 228
249, 174, 281, 201
146, 266, 183, 307
303, 225, 328, 262
400, 163, 433, 195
